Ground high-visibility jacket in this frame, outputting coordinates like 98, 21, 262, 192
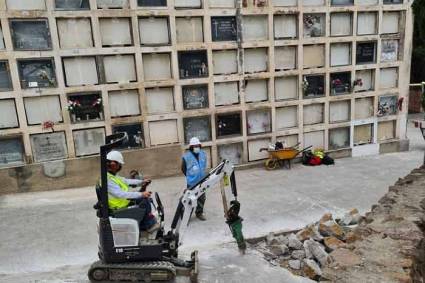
183, 151, 207, 188
107, 173, 130, 210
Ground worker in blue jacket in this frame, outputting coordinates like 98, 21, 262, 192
181, 137, 207, 221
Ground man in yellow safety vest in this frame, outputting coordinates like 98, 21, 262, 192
106, 150, 157, 231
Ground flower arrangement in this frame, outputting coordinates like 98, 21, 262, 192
91, 98, 102, 109
332, 79, 342, 87
67, 99, 81, 114
42, 120, 55, 131
353, 78, 363, 88
302, 77, 309, 92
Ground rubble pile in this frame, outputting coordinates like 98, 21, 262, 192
253, 209, 364, 281
252, 166, 425, 282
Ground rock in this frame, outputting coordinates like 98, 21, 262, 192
324, 236, 345, 251
296, 225, 323, 242
277, 235, 290, 246
304, 243, 313, 259
345, 231, 360, 244
288, 259, 302, 270
341, 209, 363, 226
304, 239, 331, 267
303, 259, 322, 279
340, 213, 354, 226
266, 232, 279, 245
320, 213, 333, 223
288, 233, 303, 249
269, 244, 289, 256
319, 220, 345, 239
329, 248, 361, 268
291, 249, 306, 260
351, 214, 363, 225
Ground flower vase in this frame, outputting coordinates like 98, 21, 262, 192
71, 113, 76, 123
99, 112, 104, 120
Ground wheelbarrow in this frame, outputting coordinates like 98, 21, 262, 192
260, 145, 312, 170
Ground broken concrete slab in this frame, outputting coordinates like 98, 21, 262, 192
303, 259, 322, 280
291, 249, 306, 260
270, 244, 289, 256
303, 239, 331, 267
289, 259, 302, 270
288, 233, 304, 250
296, 225, 323, 242
318, 220, 345, 239
323, 236, 345, 251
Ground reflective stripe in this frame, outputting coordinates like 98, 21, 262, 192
183, 151, 206, 187
107, 173, 130, 210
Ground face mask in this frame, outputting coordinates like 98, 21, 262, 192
193, 147, 201, 154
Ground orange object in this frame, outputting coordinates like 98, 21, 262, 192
268, 148, 299, 160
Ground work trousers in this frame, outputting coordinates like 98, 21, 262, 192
129, 198, 157, 230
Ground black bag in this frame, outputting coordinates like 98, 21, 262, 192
302, 150, 313, 165
322, 155, 335, 165
275, 141, 284, 150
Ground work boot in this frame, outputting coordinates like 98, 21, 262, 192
196, 213, 206, 221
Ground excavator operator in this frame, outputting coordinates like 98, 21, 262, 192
106, 150, 158, 232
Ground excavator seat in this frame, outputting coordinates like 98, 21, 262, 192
94, 184, 146, 224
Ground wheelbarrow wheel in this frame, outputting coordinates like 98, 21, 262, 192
265, 159, 278, 170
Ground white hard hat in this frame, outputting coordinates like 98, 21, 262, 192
189, 137, 201, 146
107, 150, 125, 165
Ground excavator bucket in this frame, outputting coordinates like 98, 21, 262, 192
226, 200, 246, 252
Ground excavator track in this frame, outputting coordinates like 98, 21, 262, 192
88, 260, 176, 283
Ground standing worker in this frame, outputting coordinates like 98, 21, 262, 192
106, 150, 157, 231
181, 137, 207, 221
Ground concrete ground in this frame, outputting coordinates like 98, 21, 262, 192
0, 116, 423, 283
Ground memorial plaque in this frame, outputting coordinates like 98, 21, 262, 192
0, 138, 24, 167
211, 17, 237, 42
216, 113, 242, 137
178, 51, 208, 79
73, 128, 105, 156
303, 75, 325, 97
0, 61, 13, 91
218, 143, 243, 165
378, 95, 397, 117
381, 40, 398, 62
55, 0, 90, 9
112, 124, 145, 149
183, 116, 211, 143
10, 20, 52, 50
68, 93, 103, 122
182, 85, 209, 110
30, 132, 68, 162
247, 110, 271, 135
18, 58, 57, 89
329, 127, 350, 150
138, 0, 167, 6
356, 42, 376, 64
330, 72, 351, 95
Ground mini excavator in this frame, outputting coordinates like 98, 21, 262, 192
88, 133, 246, 283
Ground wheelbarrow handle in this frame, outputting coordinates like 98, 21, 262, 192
297, 145, 313, 154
